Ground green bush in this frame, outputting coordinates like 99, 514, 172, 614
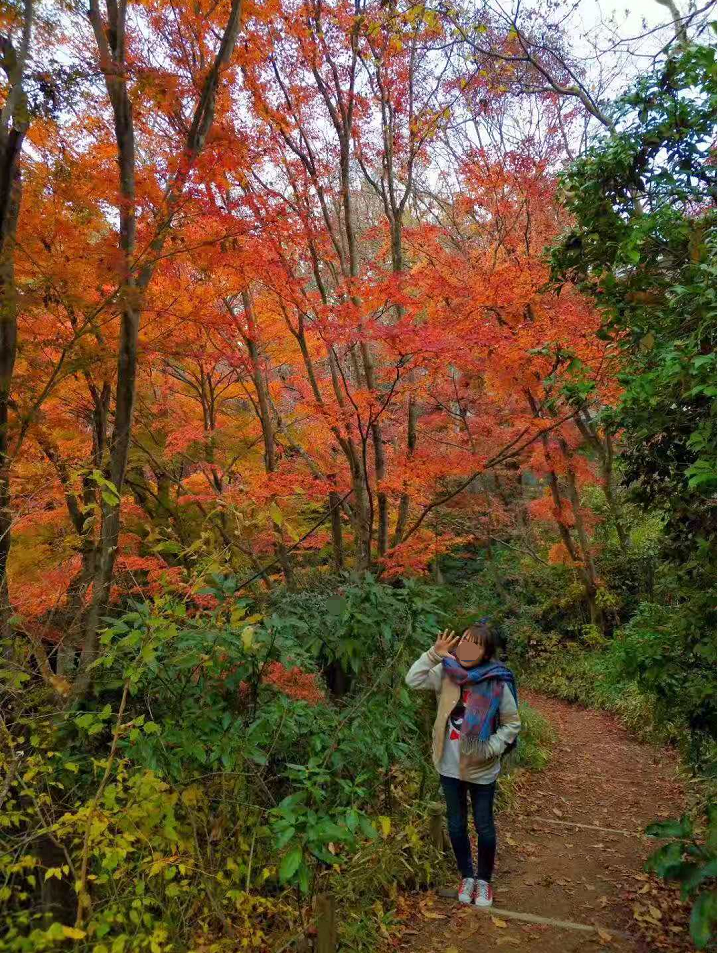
513, 702, 556, 772
646, 805, 717, 950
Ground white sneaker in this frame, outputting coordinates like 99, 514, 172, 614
474, 879, 493, 907
458, 876, 476, 904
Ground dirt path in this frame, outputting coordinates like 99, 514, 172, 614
396, 692, 690, 953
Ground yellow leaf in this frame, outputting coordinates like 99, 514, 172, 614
491, 916, 508, 928
647, 904, 663, 921
445, 947, 460, 953
62, 926, 87, 939
241, 626, 255, 651
181, 785, 201, 807
596, 928, 612, 945
422, 911, 446, 920
49, 675, 71, 697
379, 816, 391, 838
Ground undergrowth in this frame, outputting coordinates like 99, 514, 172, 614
0, 574, 554, 953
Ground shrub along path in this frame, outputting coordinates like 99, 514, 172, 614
395, 691, 691, 953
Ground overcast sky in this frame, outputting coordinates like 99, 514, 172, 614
576, 0, 697, 52
565, 0, 702, 94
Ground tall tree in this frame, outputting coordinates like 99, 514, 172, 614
73, 0, 245, 697
0, 0, 32, 636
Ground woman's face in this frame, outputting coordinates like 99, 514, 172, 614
455, 632, 484, 668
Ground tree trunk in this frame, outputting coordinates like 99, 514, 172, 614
393, 396, 418, 547
0, 0, 32, 634
574, 411, 629, 553
329, 490, 344, 571
525, 389, 599, 623
241, 290, 293, 587
0, 171, 21, 637
74, 0, 244, 699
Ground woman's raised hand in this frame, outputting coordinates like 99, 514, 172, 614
433, 628, 460, 658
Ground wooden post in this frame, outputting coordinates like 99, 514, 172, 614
428, 801, 444, 852
316, 893, 336, 953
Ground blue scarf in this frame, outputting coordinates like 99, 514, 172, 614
442, 658, 518, 756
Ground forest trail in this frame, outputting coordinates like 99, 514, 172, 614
397, 692, 691, 953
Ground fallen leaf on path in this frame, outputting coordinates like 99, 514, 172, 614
421, 911, 446, 920
505, 834, 517, 846
596, 928, 613, 945
444, 947, 460, 953
495, 938, 519, 947
647, 904, 663, 921
552, 808, 563, 817
491, 917, 508, 928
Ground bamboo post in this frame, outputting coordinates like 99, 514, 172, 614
316, 893, 336, 953
428, 801, 444, 852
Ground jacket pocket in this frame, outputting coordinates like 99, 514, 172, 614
462, 739, 498, 772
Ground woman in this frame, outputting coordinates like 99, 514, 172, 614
405, 621, 520, 907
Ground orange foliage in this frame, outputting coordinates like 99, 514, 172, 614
4, 0, 621, 635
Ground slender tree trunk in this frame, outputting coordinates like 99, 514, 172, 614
525, 389, 599, 623
241, 290, 293, 587
76, 0, 139, 695
74, 0, 244, 699
287, 309, 371, 571
555, 432, 603, 629
393, 396, 417, 546
574, 412, 629, 552
329, 489, 344, 571
0, 173, 21, 637
0, 0, 32, 636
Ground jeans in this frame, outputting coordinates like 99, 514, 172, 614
439, 775, 496, 881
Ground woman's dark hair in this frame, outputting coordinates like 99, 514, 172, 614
463, 620, 496, 663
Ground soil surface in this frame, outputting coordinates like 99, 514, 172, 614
395, 692, 691, 953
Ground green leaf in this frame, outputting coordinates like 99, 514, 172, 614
275, 827, 296, 850
646, 817, 691, 839
358, 816, 378, 840
689, 890, 717, 949
279, 844, 302, 883
312, 819, 348, 843
646, 841, 683, 877
297, 859, 311, 894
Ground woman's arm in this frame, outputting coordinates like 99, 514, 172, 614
405, 647, 443, 693
486, 683, 521, 758
405, 629, 458, 694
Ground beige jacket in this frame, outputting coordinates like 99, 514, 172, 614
405, 648, 521, 783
